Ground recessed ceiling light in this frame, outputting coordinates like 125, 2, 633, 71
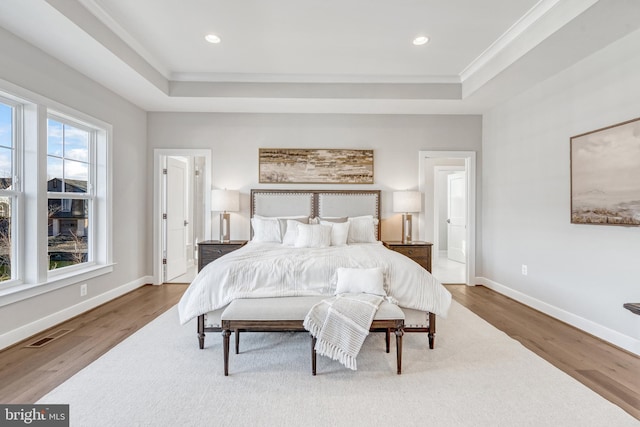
205, 34, 221, 44
412, 36, 430, 46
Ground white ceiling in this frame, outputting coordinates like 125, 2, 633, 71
1, 0, 640, 114
90, 0, 538, 80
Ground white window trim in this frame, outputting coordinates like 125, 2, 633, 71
0, 78, 113, 305
46, 114, 97, 274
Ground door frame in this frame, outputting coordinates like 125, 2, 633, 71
419, 150, 476, 286
153, 149, 212, 285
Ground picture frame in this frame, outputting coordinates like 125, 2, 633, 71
259, 148, 374, 184
570, 117, 640, 226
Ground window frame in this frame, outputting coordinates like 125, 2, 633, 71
0, 82, 113, 305
46, 114, 96, 275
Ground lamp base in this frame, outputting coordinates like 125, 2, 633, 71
219, 212, 230, 242
401, 213, 413, 243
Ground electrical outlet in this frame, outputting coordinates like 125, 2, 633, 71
521, 265, 528, 276
80, 283, 87, 297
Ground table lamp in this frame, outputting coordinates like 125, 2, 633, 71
211, 189, 239, 242
393, 191, 421, 243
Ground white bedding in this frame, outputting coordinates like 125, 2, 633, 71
178, 241, 452, 325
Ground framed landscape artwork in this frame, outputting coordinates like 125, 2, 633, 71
570, 117, 640, 226
259, 148, 374, 184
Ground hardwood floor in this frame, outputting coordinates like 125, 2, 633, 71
0, 283, 637, 420
448, 285, 640, 420
0, 284, 186, 404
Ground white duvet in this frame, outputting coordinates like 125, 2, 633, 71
178, 241, 452, 325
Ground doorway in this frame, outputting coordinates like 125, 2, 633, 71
419, 151, 476, 285
165, 156, 188, 281
153, 149, 212, 285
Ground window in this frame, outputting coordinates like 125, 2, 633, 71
0, 99, 19, 283
0, 83, 112, 297
47, 117, 93, 270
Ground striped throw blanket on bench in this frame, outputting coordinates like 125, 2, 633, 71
303, 293, 384, 370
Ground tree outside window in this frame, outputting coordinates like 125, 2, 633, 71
0, 101, 16, 282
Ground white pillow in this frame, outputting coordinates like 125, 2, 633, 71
254, 215, 309, 240
317, 216, 348, 223
282, 219, 303, 246
294, 224, 332, 248
335, 267, 386, 296
347, 216, 377, 243
320, 220, 350, 246
251, 217, 282, 242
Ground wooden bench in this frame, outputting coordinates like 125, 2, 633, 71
220, 296, 405, 376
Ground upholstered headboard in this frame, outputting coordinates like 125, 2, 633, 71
250, 189, 381, 238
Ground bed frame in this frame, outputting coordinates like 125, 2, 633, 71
250, 189, 382, 238
196, 188, 436, 349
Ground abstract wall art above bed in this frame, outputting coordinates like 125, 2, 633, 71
570, 116, 640, 226
259, 148, 374, 184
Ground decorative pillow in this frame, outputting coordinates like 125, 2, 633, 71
335, 267, 386, 296
346, 215, 377, 244
320, 220, 350, 246
317, 216, 348, 223
294, 224, 332, 248
282, 219, 304, 246
278, 221, 309, 246
254, 215, 309, 240
251, 217, 282, 242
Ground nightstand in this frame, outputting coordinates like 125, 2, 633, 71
383, 241, 432, 273
198, 240, 247, 272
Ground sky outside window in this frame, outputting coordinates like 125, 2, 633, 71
0, 103, 12, 188
47, 119, 89, 192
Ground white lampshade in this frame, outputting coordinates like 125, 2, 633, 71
393, 191, 422, 213
211, 189, 239, 212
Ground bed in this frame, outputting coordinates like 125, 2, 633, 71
178, 189, 452, 350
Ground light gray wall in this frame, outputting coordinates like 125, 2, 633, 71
481, 28, 640, 354
147, 113, 482, 242
0, 28, 149, 339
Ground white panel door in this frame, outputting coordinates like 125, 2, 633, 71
447, 172, 466, 263
166, 157, 187, 281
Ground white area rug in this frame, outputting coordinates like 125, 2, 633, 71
38, 301, 638, 426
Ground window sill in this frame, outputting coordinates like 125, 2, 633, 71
0, 263, 115, 308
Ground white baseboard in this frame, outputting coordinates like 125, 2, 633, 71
476, 277, 640, 356
0, 276, 153, 351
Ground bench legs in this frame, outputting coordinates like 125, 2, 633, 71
395, 328, 404, 375
311, 328, 403, 375
311, 336, 317, 376
223, 325, 403, 376
222, 329, 231, 376
428, 312, 436, 349
197, 315, 205, 349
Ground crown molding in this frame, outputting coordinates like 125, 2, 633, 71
460, 0, 599, 96
171, 72, 461, 84
77, 0, 171, 79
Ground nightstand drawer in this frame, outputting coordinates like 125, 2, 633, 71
391, 246, 428, 259
198, 241, 247, 271
383, 241, 432, 272
200, 245, 239, 259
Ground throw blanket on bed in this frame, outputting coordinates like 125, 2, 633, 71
303, 293, 383, 371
